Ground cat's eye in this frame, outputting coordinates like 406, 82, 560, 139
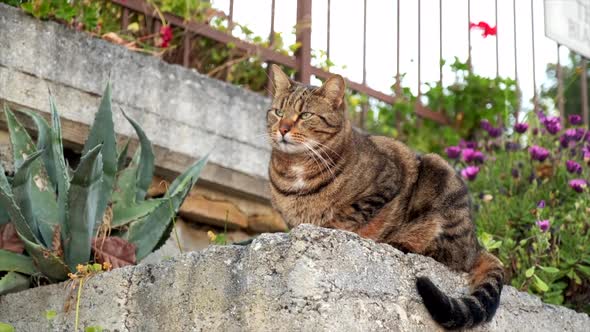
274, 109, 284, 117
300, 112, 313, 120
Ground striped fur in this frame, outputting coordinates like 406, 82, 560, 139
266, 65, 504, 329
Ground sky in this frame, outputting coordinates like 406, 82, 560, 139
211, 0, 575, 113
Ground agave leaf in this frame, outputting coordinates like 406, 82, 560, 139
0, 271, 30, 296
0, 186, 37, 243
23, 109, 57, 188
11, 148, 59, 249
82, 82, 117, 233
111, 198, 165, 228
20, 235, 70, 280
50, 100, 71, 247
64, 145, 104, 270
0, 249, 36, 275
168, 154, 209, 198
4, 106, 37, 169
0, 208, 9, 225
111, 149, 140, 208
117, 139, 131, 172
11, 147, 59, 249
125, 155, 208, 260
122, 112, 155, 201
11, 150, 46, 242
0, 163, 38, 242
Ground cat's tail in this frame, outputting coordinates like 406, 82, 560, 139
416, 251, 504, 330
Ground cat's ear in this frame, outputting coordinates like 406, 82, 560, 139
318, 75, 345, 108
270, 64, 292, 97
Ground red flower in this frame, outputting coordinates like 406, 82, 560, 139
469, 21, 497, 38
159, 25, 173, 48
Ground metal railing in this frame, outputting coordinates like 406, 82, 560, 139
110, 0, 589, 128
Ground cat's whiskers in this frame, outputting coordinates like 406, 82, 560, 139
302, 141, 336, 179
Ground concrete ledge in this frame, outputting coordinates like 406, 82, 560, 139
0, 225, 588, 331
0, 4, 272, 201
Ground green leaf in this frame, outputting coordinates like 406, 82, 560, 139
533, 275, 549, 292
20, 235, 70, 281
11, 147, 59, 249
576, 264, 590, 277
0, 176, 37, 243
45, 310, 57, 321
82, 82, 117, 232
168, 154, 209, 196
539, 266, 560, 274
111, 198, 166, 227
4, 105, 37, 169
111, 149, 140, 207
85, 326, 104, 332
0, 249, 36, 275
125, 155, 208, 260
0, 271, 30, 296
64, 145, 104, 270
117, 139, 131, 172
525, 266, 536, 278
49, 95, 71, 248
0, 322, 15, 332
122, 112, 155, 202
23, 110, 57, 188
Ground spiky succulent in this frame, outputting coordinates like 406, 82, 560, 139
0, 82, 208, 294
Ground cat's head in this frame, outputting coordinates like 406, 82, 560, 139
266, 64, 347, 154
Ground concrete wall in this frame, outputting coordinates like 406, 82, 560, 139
0, 4, 272, 201
1, 225, 588, 331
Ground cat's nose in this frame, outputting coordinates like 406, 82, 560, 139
279, 123, 292, 136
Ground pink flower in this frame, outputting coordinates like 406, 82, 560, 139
569, 179, 587, 193
566, 160, 582, 174
536, 220, 550, 232
469, 21, 497, 38
462, 148, 485, 164
529, 145, 550, 162
461, 166, 480, 181
569, 114, 583, 125
514, 123, 529, 134
445, 146, 461, 159
159, 25, 173, 48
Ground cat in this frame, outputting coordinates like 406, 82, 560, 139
266, 64, 504, 329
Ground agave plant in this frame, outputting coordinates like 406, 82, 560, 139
0, 82, 208, 295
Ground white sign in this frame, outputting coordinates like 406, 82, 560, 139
544, 0, 590, 58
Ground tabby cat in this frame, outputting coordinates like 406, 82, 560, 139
266, 64, 504, 329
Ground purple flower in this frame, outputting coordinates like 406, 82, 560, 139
566, 160, 583, 174
532, 128, 539, 136
487, 127, 502, 138
529, 145, 550, 162
480, 119, 492, 131
569, 179, 588, 193
537, 200, 546, 209
543, 116, 562, 135
505, 141, 521, 151
461, 166, 480, 181
445, 146, 462, 159
462, 148, 485, 164
536, 220, 550, 232
583, 146, 590, 162
559, 134, 570, 148
514, 123, 529, 134
459, 140, 478, 149
569, 114, 583, 125
511, 168, 519, 179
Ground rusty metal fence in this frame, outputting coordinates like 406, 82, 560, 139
110, 0, 589, 128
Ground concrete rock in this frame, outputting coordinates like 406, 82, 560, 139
0, 225, 587, 331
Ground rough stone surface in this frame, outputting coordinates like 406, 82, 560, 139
0, 4, 271, 199
0, 225, 587, 331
